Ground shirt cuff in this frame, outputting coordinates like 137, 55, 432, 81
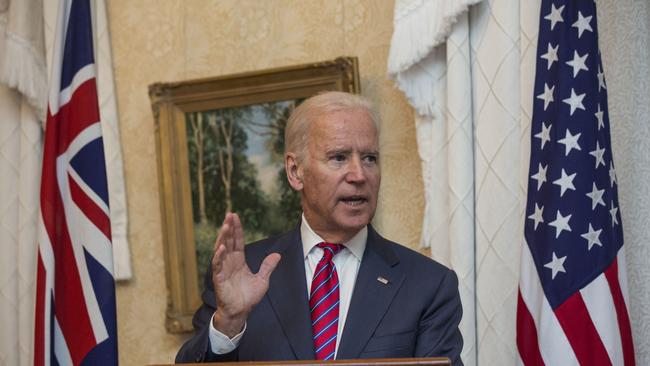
208, 313, 246, 354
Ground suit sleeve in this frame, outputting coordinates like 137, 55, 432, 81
415, 268, 464, 366
175, 268, 239, 363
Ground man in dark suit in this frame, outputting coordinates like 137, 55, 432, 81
176, 91, 463, 365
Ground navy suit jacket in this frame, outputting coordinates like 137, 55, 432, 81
176, 225, 463, 365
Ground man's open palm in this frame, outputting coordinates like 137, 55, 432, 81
211, 213, 281, 337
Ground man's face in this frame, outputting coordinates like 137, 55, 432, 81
298, 109, 380, 242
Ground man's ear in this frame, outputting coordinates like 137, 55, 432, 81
285, 152, 304, 191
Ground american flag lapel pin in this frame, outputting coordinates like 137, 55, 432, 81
377, 276, 389, 285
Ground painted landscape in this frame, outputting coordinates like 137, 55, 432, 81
186, 100, 304, 283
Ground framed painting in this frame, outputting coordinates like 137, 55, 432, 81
149, 57, 360, 333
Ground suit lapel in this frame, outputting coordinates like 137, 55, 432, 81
336, 227, 405, 359
265, 228, 315, 359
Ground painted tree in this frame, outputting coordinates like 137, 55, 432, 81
208, 110, 235, 215
187, 112, 208, 225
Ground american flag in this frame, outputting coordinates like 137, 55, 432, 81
516, 1, 635, 365
34, 0, 118, 365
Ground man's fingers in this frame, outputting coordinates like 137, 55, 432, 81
212, 244, 226, 274
221, 213, 236, 252
214, 213, 231, 252
257, 253, 281, 280
232, 213, 245, 251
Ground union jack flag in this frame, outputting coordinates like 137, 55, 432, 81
517, 1, 635, 365
34, 0, 118, 365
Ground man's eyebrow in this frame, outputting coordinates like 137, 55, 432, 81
361, 150, 379, 155
325, 148, 352, 155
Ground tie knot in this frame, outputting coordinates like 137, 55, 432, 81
317, 242, 343, 260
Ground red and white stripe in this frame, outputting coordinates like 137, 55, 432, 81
517, 241, 635, 365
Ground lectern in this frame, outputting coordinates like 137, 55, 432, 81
151, 358, 451, 366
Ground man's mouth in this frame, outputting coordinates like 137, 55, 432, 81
340, 196, 367, 207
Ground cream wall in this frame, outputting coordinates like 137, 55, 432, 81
106, 1, 423, 364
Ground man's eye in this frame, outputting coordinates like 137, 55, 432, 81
363, 155, 378, 163
331, 154, 346, 162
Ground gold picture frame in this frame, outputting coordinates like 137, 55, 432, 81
148, 57, 360, 333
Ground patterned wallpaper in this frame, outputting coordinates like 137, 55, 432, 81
106, 1, 422, 364
597, 0, 650, 363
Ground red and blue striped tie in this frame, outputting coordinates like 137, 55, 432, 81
310, 242, 343, 360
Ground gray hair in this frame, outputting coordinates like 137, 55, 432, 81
284, 91, 378, 161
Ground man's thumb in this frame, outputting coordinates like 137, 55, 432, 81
258, 253, 281, 280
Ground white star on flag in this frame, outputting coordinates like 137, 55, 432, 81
595, 104, 605, 130
541, 43, 560, 70
545, 3, 565, 31
609, 163, 617, 187
563, 88, 586, 115
537, 83, 555, 111
544, 252, 567, 279
581, 223, 603, 250
531, 163, 548, 190
572, 11, 593, 38
528, 203, 545, 230
597, 65, 607, 91
589, 141, 606, 168
549, 210, 572, 238
610, 201, 619, 226
558, 129, 581, 156
534, 122, 552, 149
566, 51, 588, 77
586, 183, 606, 210
553, 168, 577, 197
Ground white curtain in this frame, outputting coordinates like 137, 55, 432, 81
93, 0, 132, 280
0, 87, 42, 366
389, 0, 537, 364
0, 1, 47, 365
389, 0, 650, 365
388, 1, 481, 364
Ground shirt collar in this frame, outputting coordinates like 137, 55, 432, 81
300, 213, 366, 261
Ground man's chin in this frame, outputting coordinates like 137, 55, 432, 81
335, 212, 373, 231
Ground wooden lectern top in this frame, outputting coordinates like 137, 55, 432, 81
151, 357, 451, 366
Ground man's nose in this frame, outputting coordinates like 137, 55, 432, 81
345, 156, 366, 183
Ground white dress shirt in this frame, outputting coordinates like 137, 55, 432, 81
208, 215, 367, 357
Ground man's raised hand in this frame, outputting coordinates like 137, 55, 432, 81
211, 213, 281, 337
